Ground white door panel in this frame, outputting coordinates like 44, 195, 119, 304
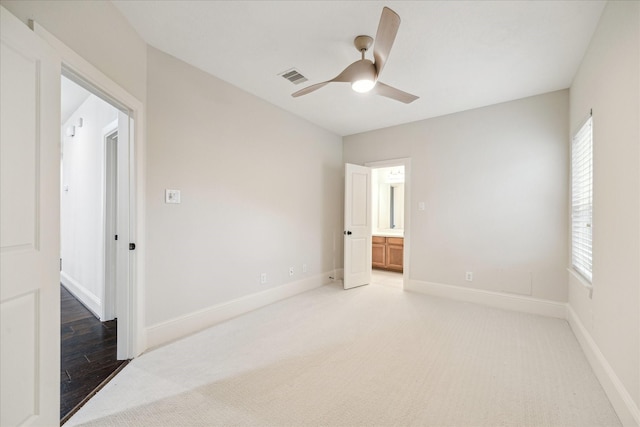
343, 164, 371, 289
1, 6, 61, 426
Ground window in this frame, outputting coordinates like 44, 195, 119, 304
571, 116, 593, 283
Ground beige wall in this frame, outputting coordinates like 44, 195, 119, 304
145, 47, 343, 326
1, 0, 147, 102
569, 0, 640, 413
344, 90, 569, 302
1, 0, 343, 339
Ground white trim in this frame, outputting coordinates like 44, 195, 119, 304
567, 267, 593, 299
567, 305, 640, 427
406, 279, 567, 319
365, 158, 411, 290
32, 22, 146, 357
61, 272, 101, 319
330, 268, 345, 287
146, 272, 332, 350
102, 120, 118, 321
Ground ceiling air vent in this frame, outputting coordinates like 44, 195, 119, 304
279, 68, 308, 85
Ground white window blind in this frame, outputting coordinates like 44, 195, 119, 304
571, 116, 593, 283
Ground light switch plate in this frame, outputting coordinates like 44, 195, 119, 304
165, 189, 181, 204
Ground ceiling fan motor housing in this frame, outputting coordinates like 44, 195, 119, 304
354, 35, 374, 53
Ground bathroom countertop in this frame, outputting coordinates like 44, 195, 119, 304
373, 231, 404, 238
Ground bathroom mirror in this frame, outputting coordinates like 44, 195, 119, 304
372, 166, 404, 235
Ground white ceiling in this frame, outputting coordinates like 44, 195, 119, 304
112, 1, 605, 136
61, 75, 91, 125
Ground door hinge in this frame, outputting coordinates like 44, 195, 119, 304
129, 243, 136, 250
60, 258, 62, 271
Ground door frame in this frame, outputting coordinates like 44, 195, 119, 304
32, 22, 146, 357
365, 158, 411, 289
103, 122, 118, 321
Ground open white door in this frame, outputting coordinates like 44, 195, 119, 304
116, 111, 131, 360
343, 163, 372, 289
0, 7, 61, 426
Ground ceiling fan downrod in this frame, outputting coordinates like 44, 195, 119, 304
354, 35, 374, 59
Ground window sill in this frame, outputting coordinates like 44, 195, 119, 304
567, 267, 593, 299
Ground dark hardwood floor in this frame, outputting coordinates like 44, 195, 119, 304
60, 285, 127, 422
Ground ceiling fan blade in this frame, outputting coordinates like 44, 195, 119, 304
333, 60, 367, 82
334, 59, 377, 84
372, 81, 419, 104
292, 60, 375, 97
373, 7, 401, 76
292, 81, 331, 97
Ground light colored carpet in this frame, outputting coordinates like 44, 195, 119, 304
66, 282, 621, 427
371, 269, 404, 289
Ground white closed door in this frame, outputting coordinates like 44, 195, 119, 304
0, 7, 61, 426
343, 163, 372, 289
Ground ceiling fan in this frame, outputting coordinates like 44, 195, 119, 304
292, 7, 419, 104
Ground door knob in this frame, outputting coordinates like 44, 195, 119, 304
344, 231, 352, 235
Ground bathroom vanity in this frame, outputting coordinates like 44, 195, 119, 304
372, 235, 403, 272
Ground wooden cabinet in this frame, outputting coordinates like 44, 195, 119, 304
372, 236, 386, 269
372, 236, 403, 272
386, 237, 404, 271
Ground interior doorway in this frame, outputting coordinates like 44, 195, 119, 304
59, 74, 131, 421
366, 158, 411, 289
60, 76, 118, 320
0, 14, 144, 423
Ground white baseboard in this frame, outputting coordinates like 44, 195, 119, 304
406, 279, 567, 319
567, 305, 640, 427
333, 268, 344, 282
146, 272, 332, 350
60, 271, 102, 319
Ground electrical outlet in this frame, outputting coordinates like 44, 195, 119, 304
302, 263, 308, 273
289, 267, 294, 276
260, 273, 267, 284
465, 272, 473, 282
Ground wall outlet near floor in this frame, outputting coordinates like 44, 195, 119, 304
302, 263, 308, 273
465, 272, 473, 282
289, 267, 294, 276
260, 273, 267, 284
